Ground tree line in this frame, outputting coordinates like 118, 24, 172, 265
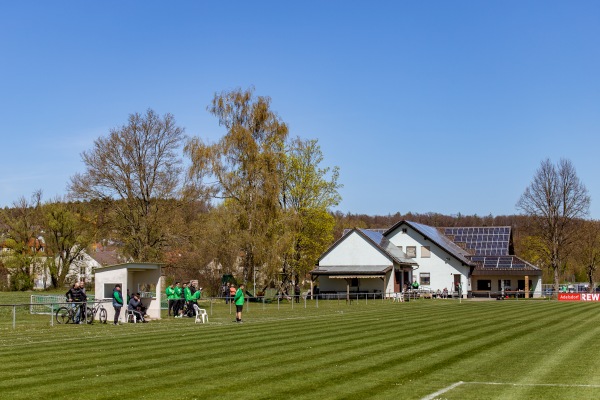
1, 88, 597, 294
0, 88, 342, 294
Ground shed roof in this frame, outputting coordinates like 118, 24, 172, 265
94, 262, 165, 272
312, 265, 394, 276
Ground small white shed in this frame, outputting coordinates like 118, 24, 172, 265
94, 262, 164, 322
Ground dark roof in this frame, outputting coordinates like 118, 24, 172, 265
358, 229, 417, 266
443, 226, 512, 256
89, 244, 124, 267
470, 255, 542, 275
384, 221, 475, 266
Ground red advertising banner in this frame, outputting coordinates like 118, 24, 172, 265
558, 293, 580, 301
558, 293, 600, 301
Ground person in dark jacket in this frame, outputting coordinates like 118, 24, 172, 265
112, 284, 123, 325
128, 293, 146, 322
66, 282, 87, 323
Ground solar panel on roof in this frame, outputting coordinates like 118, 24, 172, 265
443, 226, 511, 256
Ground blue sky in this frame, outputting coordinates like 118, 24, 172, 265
1, 1, 599, 218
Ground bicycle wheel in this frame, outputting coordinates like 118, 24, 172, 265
99, 307, 107, 324
85, 307, 94, 324
55, 307, 71, 324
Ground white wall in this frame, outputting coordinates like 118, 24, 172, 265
320, 231, 391, 266
94, 268, 127, 323
386, 225, 471, 296
94, 264, 162, 322
317, 276, 388, 293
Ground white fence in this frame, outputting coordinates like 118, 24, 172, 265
30, 294, 95, 314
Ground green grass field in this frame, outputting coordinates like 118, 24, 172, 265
1, 296, 600, 399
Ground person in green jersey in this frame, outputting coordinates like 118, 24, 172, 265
234, 283, 245, 323
173, 282, 183, 317
112, 284, 123, 325
166, 283, 177, 317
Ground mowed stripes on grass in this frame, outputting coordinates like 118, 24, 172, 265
1, 300, 600, 399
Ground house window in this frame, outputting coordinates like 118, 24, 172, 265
517, 280, 533, 290
420, 273, 430, 286
402, 228, 408, 233
477, 280, 491, 290
498, 279, 512, 290
421, 246, 431, 258
406, 246, 417, 258
351, 278, 359, 287
103, 283, 121, 299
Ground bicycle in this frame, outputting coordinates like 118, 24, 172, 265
87, 301, 108, 324
55, 302, 92, 324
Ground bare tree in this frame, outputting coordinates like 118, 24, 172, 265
516, 158, 590, 293
70, 109, 186, 262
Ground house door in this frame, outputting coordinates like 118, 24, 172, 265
454, 274, 462, 293
394, 270, 401, 292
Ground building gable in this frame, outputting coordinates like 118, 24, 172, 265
319, 230, 393, 267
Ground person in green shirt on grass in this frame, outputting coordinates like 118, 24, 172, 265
234, 283, 245, 323
166, 283, 177, 317
173, 282, 183, 317
112, 284, 123, 325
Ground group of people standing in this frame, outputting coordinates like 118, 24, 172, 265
165, 281, 203, 318
109, 280, 246, 325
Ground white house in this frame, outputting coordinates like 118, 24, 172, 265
311, 228, 417, 299
312, 221, 543, 299
384, 221, 476, 296
33, 250, 103, 289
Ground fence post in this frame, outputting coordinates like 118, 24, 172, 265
50, 303, 54, 327
210, 299, 213, 316
278, 297, 280, 310
292, 296, 294, 310
316, 295, 318, 308
13, 305, 16, 329
304, 295, 306, 309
